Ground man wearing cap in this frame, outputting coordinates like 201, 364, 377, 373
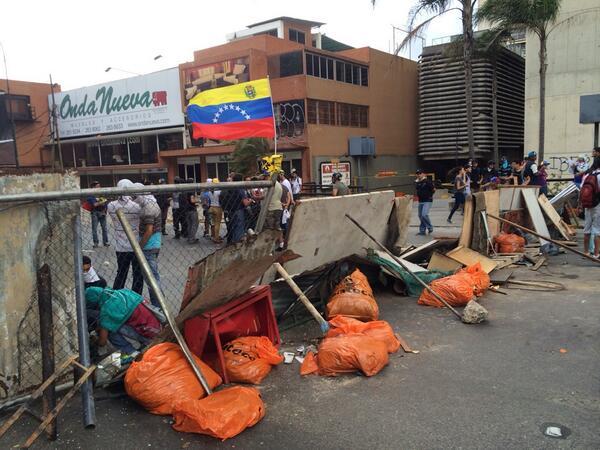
290, 169, 302, 197
523, 151, 540, 185
482, 160, 499, 185
415, 170, 435, 235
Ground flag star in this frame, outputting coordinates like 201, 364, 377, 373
218, 107, 224, 113
212, 118, 218, 123
245, 114, 251, 120
240, 109, 246, 115
229, 104, 235, 109
235, 106, 241, 111
224, 104, 230, 110
215, 112, 221, 118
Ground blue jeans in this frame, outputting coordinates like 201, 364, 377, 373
87, 308, 149, 354
229, 209, 246, 243
418, 202, 433, 233
448, 192, 466, 221
91, 211, 108, 245
143, 250, 162, 308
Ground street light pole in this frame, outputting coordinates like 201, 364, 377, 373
49, 74, 63, 171
1, 41, 19, 168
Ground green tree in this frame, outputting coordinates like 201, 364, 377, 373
477, 0, 564, 163
374, 0, 477, 158
230, 138, 270, 177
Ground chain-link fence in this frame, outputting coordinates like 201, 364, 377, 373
0, 179, 272, 405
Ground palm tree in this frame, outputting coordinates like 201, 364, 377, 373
373, 0, 477, 158
230, 138, 270, 177
477, 0, 563, 163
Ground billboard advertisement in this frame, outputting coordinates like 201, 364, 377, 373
51, 68, 184, 139
320, 161, 351, 186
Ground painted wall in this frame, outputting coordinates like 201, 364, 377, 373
0, 173, 79, 400
524, 0, 600, 162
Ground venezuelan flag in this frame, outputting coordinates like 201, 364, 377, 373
187, 78, 275, 141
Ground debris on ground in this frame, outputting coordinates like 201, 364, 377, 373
462, 300, 489, 324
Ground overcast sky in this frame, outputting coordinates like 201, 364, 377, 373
2, 0, 462, 90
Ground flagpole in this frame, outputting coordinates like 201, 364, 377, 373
268, 76, 277, 155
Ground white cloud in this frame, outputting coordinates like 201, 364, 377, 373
2, 0, 461, 90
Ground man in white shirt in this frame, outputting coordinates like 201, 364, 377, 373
290, 169, 302, 197
279, 172, 294, 203
208, 180, 224, 243
107, 179, 143, 293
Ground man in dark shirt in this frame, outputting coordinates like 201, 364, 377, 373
415, 169, 435, 235
87, 181, 109, 248
223, 173, 252, 244
482, 160, 499, 184
470, 160, 482, 192
155, 179, 170, 236
498, 156, 512, 180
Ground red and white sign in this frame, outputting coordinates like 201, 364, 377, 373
320, 161, 351, 186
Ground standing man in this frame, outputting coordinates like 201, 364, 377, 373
415, 169, 435, 235
133, 183, 163, 308
265, 176, 284, 250
107, 179, 143, 294
447, 165, 468, 224
225, 173, 252, 244
171, 177, 183, 239
208, 180, 224, 243
482, 160, 499, 185
470, 160, 482, 193
538, 160, 551, 196
498, 156, 512, 182
332, 173, 350, 196
523, 151, 540, 185
580, 157, 600, 258
185, 178, 199, 244
279, 172, 294, 203
200, 179, 212, 238
290, 169, 302, 198
155, 179, 170, 236
87, 181, 109, 248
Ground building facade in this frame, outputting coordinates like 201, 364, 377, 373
524, 0, 600, 175
0, 79, 56, 170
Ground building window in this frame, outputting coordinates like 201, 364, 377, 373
336, 61, 345, 82
308, 100, 368, 128
130, 135, 159, 164
361, 67, 369, 86
268, 51, 303, 78
207, 162, 230, 181
307, 99, 335, 125
1, 94, 33, 121
306, 53, 368, 86
158, 132, 183, 151
307, 99, 317, 124
281, 159, 302, 177
337, 103, 350, 127
289, 29, 305, 44
100, 138, 129, 166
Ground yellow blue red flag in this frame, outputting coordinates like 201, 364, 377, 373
187, 78, 275, 141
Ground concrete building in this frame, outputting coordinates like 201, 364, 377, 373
174, 17, 418, 188
524, 0, 600, 174
0, 79, 57, 170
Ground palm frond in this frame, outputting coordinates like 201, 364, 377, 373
396, 7, 461, 54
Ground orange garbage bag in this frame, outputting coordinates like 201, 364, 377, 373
223, 336, 283, 384
172, 386, 265, 440
495, 232, 525, 253
326, 316, 400, 353
124, 343, 222, 415
315, 334, 389, 377
456, 263, 490, 296
300, 351, 318, 376
327, 269, 378, 321
417, 273, 474, 308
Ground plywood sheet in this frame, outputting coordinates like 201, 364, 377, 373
388, 196, 414, 251
427, 251, 464, 272
458, 195, 474, 248
283, 191, 395, 275
538, 194, 571, 241
483, 190, 500, 237
446, 245, 498, 273
499, 185, 539, 211
521, 189, 550, 245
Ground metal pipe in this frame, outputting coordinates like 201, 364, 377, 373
37, 264, 57, 440
115, 208, 213, 395
345, 213, 463, 319
73, 215, 96, 428
0, 181, 273, 204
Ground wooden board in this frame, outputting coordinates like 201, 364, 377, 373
489, 268, 514, 285
471, 193, 489, 254
387, 196, 413, 251
372, 249, 427, 274
521, 189, 550, 245
483, 190, 500, 237
427, 251, 464, 272
537, 193, 572, 241
445, 245, 498, 273
499, 185, 540, 211
458, 195, 474, 248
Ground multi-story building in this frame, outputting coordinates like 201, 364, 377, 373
0, 79, 57, 170
32, 17, 417, 188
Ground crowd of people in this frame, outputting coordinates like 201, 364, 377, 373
413, 148, 600, 243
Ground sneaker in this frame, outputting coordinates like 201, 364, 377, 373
93, 244, 99, 248
447, 219, 452, 224
428, 229, 434, 234
103, 243, 110, 247
416, 232, 426, 236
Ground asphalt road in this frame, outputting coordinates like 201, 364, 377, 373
3, 246, 599, 449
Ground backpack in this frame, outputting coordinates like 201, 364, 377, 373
580, 172, 600, 208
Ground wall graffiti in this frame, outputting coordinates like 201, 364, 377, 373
275, 100, 305, 142
546, 153, 591, 196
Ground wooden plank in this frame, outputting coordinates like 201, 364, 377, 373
521, 189, 550, 245
388, 196, 413, 251
398, 239, 440, 260
427, 251, 464, 272
483, 190, 500, 237
537, 193, 572, 241
458, 195, 474, 248
445, 245, 498, 273
531, 256, 547, 271
373, 249, 427, 273
489, 268, 514, 285
499, 185, 539, 211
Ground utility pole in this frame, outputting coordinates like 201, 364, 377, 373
1, 41, 19, 168
49, 74, 63, 171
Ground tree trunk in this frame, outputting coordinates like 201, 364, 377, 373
538, 32, 547, 162
462, 2, 475, 159
492, 58, 499, 165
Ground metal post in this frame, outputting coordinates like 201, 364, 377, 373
255, 184, 274, 233
115, 209, 213, 395
36, 264, 57, 440
594, 122, 599, 148
73, 214, 96, 428
49, 74, 63, 171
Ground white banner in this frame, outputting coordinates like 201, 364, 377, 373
51, 68, 183, 138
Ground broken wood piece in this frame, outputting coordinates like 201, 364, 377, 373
396, 333, 419, 354
521, 189, 551, 245
458, 195, 474, 248
399, 239, 440, 261
427, 251, 464, 272
372, 249, 427, 273
531, 256, 547, 271
537, 194, 572, 241
489, 268, 514, 285
445, 246, 498, 273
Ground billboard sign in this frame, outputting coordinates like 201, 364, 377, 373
320, 161, 351, 186
51, 68, 184, 139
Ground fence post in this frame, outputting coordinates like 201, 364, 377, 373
37, 263, 57, 440
73, 214, 96, 428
